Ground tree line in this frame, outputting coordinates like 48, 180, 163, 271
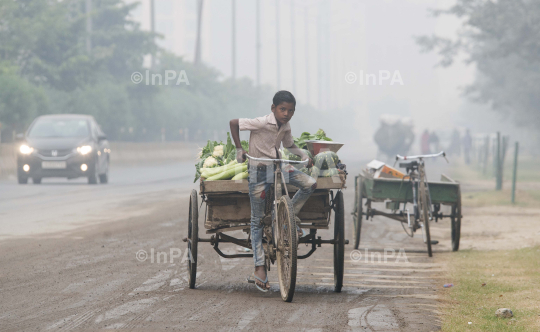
0, 0, 276, 142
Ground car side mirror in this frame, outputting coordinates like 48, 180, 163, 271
15, 133, 24, 141
98, 134, 107, 141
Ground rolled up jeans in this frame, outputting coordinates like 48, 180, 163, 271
248, 163, 317, 267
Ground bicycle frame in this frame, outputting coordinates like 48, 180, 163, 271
245, 153, 309, 218
397, 151, 447, 238
245, 154, 308, 264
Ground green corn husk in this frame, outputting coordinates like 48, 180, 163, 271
206, 164, 248, 181
231, 170, 248, 180
201, 160, 238, 178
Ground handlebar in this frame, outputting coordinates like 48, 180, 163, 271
245, 154, 309, 165
395, 151, 447, 161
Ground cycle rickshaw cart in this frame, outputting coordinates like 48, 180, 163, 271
185, 154, 348, 302
352, 152, 462, 257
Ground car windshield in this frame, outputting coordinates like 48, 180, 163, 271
28, 118, 90, 138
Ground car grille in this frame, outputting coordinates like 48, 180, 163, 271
37, 149, 73, 157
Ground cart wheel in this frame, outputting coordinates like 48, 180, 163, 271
334, 190, 345, 292
451, 186, 462, 252
276, 195, 297, 302
187, 189, 199, 289
418, 182, 433, 257
353, 177, 363, 250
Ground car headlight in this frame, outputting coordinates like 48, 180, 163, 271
19, 145, 34, 155
77, 145, 92, 155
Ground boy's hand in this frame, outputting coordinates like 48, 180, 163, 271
301, 152, 313, 168
237, 148, 247, 163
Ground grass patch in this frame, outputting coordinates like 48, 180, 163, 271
462, 189, 540, 208
440, 247, 540, 331
509, 159, 540, 183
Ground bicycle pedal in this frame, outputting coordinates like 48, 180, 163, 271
430, 240, 439, 245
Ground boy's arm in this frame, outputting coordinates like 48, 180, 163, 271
283, 129, 312, 167
229, 119, 247, 163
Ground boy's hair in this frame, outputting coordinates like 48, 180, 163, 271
272, 90, 296, 107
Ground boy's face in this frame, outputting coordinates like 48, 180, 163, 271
271, 102, 295, 126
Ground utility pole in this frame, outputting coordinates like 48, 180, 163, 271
496, 132, 502, 190
511, 142, 519, 204
150, 0, 156, 68
194, 0, 204, 66
276, 0, 281, 88
317, 10, 322, 109
304, 6, 310, 105
232, 0, 236, 78
256, 0, 261, 87
85, 0, 92, 53
290, 0, 296, 93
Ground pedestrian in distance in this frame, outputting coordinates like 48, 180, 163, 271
463, 129, 473, 165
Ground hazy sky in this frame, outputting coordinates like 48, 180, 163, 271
128, 0, 527, 151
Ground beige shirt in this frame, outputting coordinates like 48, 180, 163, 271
239, 113, 294, 160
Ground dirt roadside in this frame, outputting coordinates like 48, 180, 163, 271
0, 186, 447, 331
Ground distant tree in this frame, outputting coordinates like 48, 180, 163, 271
416, 0, 540, 130
0, 0, 157, 91
0, 74, 47, 133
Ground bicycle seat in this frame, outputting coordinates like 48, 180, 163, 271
399, 161, 418, 169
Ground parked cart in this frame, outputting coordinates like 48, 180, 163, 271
352, 152, 462, 257
185, 154, 348, 302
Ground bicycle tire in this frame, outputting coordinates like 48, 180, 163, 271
419, 177, 433, 257
276, 195, 297, 302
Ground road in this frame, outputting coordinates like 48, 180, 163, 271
0, 160, 450, 331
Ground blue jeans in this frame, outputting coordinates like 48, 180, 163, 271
248, 163, 317, 267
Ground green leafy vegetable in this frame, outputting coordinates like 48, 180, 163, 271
194, 133, 250, 182
293, 129, 332, 149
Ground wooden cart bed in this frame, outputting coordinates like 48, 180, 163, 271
200, 177, 344, 232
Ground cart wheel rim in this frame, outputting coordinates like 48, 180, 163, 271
451, 187, 462, 251
187, 190, 198, 288
333, 191, 345, 292
354, 177, 363, 249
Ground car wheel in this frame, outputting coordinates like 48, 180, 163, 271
32, 177, 42, 184
18, 175, 28, 184
88, 161, 99, 185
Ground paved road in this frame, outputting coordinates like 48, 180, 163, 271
0, 160, 450, 331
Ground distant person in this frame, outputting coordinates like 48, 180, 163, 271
429, 131, 440, 153
463, 129, 473, 164
373, 115, 415, 160
447, 129, 461, 157
421, 130, 431, 155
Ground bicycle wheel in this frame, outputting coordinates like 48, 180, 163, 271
187, 189, 199, 289
451, 186, 462, 252
276, 195, 297, 302
334, 191, 345, 292
418, 180, 433, 257
353, 177, 363, 250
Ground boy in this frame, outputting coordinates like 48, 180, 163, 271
229, 90, 317, 292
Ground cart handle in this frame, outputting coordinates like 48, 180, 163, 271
245, 154, 309, 165
395, 151, 448, 162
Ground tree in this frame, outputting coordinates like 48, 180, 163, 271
416, 0, 540, 130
